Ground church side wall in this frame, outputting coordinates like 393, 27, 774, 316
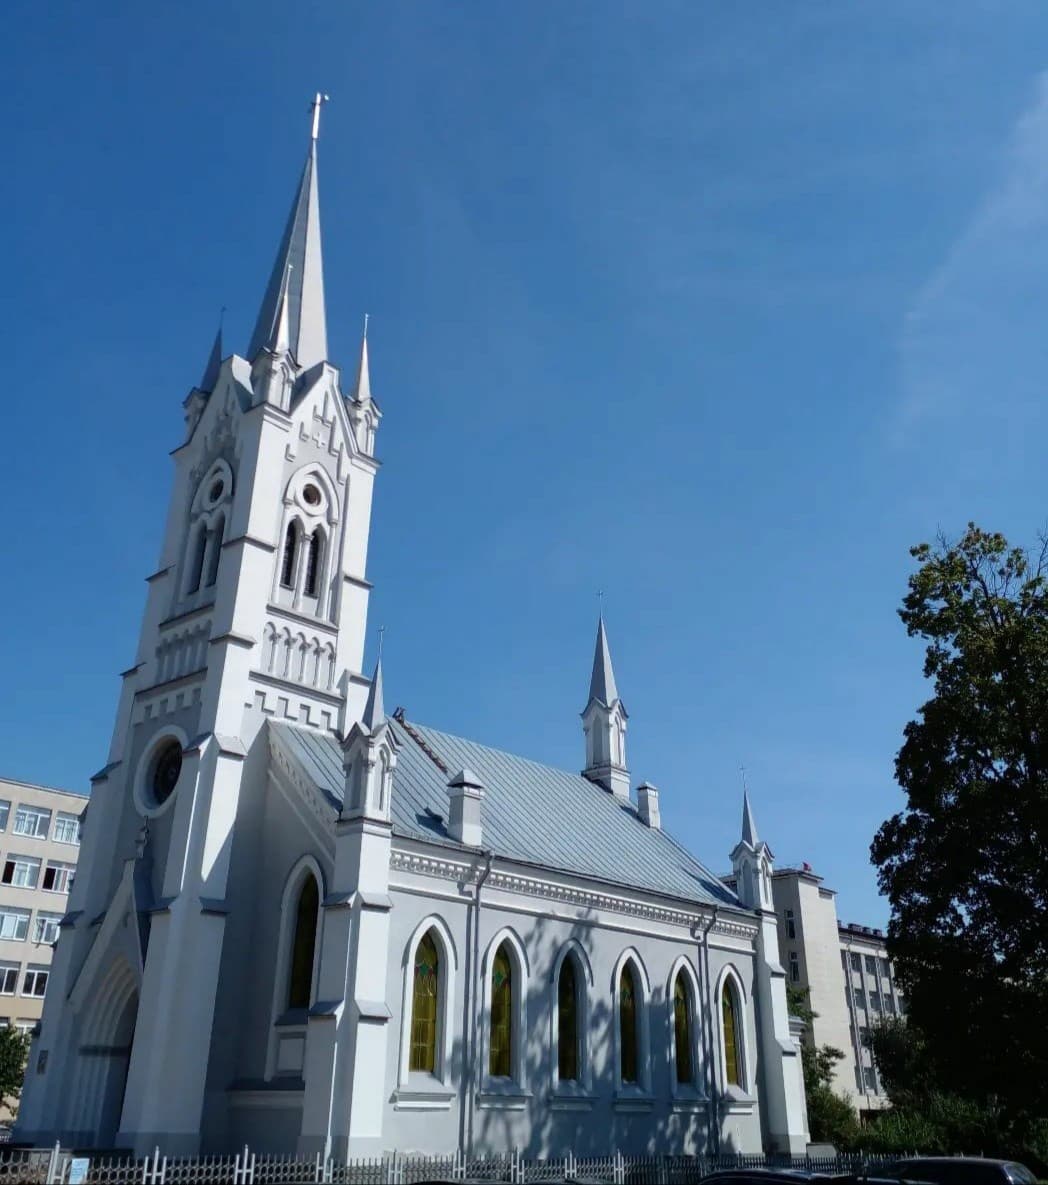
380, 875, 766, 1158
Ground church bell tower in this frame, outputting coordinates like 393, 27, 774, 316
16, 95, 384, 1155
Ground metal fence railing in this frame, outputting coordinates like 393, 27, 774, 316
0, 1145, 908, 1185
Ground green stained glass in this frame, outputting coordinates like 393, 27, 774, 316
558, 958, 578, 1082
619, 965, 638, 1084
409, 931, 440, 1072
674, 974, 693, 1084
489, 945, 513, 1077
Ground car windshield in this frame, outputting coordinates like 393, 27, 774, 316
1004, 1166, 1036, 1185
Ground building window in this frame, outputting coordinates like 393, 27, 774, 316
880, 957, 891, 979
619, 964, 639, 1084
849, 951, 861, 972
280, 522, 299, 589
863, 1065, 878, 1092
52, 812, 81, 845
42, 862, 75, 894
870, 993, 883, 1013
722, 980, 743, 1088
33, 913, 62, 945
187, 523, 208, 594
304, 531, 322, 598
853, 988, 867, 1012
204, 515, 225, 587
286, 876, 319, 1009
2, 855, 42, 889
673, 973, 694, 1085
840, 951, 848, 971
0, 800, 9, 831
884, 996, 896, 1015
789, 951, 800, 982
557, 957, 579, 1083
409, 930, 440, 1073
22, 968, 48, 998
784, 908, 796, 939
865, 954, 877, 975
14, 1020, 35, 1037
13, 806, 51, 839
0, 965, 19, 994
489, 944, 513, 1078
897, 996, 907, 1015
0, 909, 31, 941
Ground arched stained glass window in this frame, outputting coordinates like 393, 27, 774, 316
287, 876, 319, 1009
674, 974, 693, 1084
722, 981, 742, 1087
489, 944, 513, 1078
188, 524, 208, 594
280, 522, 298, 589
619, 964, 638, 1084
409, 931, 440, 1073
557, 958, 579, 1082
304, 531, 322, 597
204, 515, 224, 587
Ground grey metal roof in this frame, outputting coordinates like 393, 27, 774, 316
271, 716, 741, 913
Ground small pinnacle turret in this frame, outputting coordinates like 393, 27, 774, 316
582, 614, 630, 800
741, 788, 759, 848
354, 321, 372, 403
588, 614, 620, 707
361, 656, 384, 730
199, 323, 222, 392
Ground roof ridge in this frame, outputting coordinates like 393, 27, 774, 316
394, 715, 450, 776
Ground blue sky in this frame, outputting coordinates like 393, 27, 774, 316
4, 2, 1048, 925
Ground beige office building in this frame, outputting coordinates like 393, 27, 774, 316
0, 778, 85, 1073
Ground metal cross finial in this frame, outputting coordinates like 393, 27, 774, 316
363, 312, 369, 341
740, 764, 749, 793
597, 589, 604, 617
310, 92, 330, 141
219, 305, 226, 330
378, 624, 386, 663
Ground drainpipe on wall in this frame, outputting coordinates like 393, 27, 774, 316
461, 850, 493, 1158
699, 907, 720, 1154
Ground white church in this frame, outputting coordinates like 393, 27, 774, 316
14, 100, 808, 1161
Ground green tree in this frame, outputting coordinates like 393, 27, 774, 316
787, 986, 860, 1146
871, 526, 1048, 1118
0, 1026, 29, 1115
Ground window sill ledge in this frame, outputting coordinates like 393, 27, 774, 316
670, 1093, 709, 1112
549, 1089, 597, 1112
719, 1086, 757, 1114
613, 1089, 655, 1113
392, 1086, 456, 1112
478, 1086, 531, 1111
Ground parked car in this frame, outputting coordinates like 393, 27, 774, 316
883, 1159, 1037, 1185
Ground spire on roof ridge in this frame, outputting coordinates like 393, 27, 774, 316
247, 99, 328, 370
354, 315, 372, 402
588, 614, 619, 705
362, 656, 384, 730
269, 264, 292, 355
199, 320, 223, 392
741, 788, 759, 848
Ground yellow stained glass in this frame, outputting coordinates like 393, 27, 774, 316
558, 959, 578, 1082
409, 932, 439, 1073
722, 983, 741, 1087
674, 975, 693, 1084
489, 945, 513, 1077
619, 965, 637, 1084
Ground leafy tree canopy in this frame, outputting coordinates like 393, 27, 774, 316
0, 1026, 28, 1114
872, 525, 1048, 1116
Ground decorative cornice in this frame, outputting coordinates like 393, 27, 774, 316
223, 533, 277, 554
387, 847, 756, 938
158, 603, 213, 631
267, 602, 339, 637
252, 669, 343, 707
342, 572, 374, 591
210, 631, 256, 650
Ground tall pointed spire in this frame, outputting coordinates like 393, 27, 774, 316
588, 615, 619, 705
354, 315, 372, 402
198, 320, 223, 392
247, 94, 329, 369
361, 656, 384, 730
742, 788, 759, 848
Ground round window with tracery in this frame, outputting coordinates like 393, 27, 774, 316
208, 478, 225, 503
150, 740, 183, 807
302, 483, 322, 507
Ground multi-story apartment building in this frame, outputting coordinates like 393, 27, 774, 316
0, 778, 85, 1056
725, 862, 906, 1117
